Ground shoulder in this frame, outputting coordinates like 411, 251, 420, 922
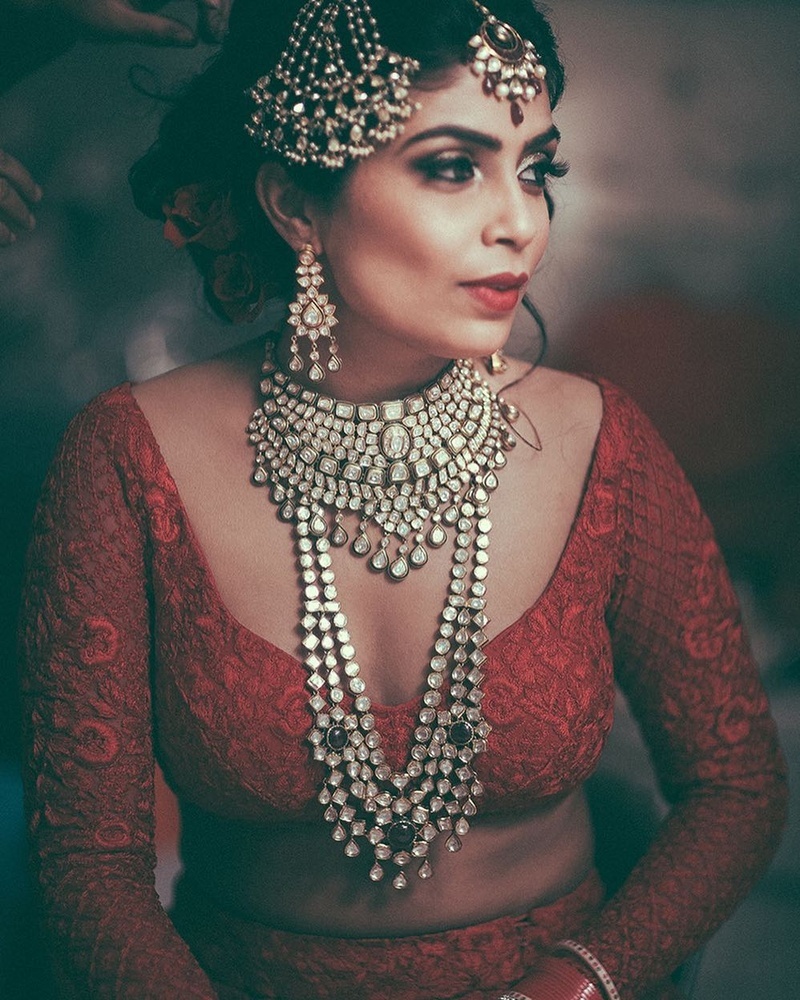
49, 383, 143, 485
497, 363, 694, 498
130, 336, 263, 448
489, 362, 604, 462
513, 367, 677, 462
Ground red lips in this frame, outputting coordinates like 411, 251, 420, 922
461, 273, 529, 313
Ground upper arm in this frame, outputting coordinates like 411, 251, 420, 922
18, 396, 217, 998
606, 396, 786, 804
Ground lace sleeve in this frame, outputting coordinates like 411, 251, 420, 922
19, 393, 217, 999
575, 390, 788, 997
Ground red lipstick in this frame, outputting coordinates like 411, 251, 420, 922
461, 272, 529, 313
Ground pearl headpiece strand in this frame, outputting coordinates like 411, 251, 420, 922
245, 0, 420, 169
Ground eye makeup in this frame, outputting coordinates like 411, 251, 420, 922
517, 152, 569, 188
412, 148, 568, 190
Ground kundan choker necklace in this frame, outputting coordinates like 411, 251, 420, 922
247, 340, 520, 887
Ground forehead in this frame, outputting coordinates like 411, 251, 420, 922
399, 63, 555, 146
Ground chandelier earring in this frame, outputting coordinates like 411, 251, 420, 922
287, 245, 342, 383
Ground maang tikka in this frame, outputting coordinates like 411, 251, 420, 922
467, 0, 548, 127
288, 245, 342, 383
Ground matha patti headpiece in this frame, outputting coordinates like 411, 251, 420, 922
245, 0, 547, 169
467, 0, 548, 126
246, 0, 420, 169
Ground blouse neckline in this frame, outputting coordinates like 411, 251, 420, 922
118, 374, 613, 714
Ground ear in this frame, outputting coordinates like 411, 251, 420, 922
255, 161, 322, 252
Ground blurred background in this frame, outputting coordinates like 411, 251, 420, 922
1, 0, 798, 996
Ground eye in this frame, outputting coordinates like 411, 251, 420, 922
416, 153, 482, 184
518, 154, 570, 189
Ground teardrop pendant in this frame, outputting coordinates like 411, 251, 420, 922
409, 544, 428, 567
327, 353, 342, 373
445, 833, 462, 853
417, 859, 433, 879
330, 523, 349, 547
370, 547, 389, 572
388, 556, 409, 581
309, 513, 327, 537
308, 362, 325, 383
427, 523, 447, 548
443, 505, 460, 525
352, 532, 371, 557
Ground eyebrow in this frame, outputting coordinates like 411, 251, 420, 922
400, 123, 561, 153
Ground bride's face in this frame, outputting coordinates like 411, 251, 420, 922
312, 64, 562, 362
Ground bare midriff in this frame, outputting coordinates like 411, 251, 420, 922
178, 788, 595, 936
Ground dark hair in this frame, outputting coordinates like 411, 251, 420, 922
130, 0, 566, 322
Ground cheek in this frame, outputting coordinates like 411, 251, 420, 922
326, 190, 456, 302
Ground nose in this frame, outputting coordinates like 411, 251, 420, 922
481, 177, 545, 251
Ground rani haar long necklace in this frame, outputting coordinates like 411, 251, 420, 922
247, 341, 520, 887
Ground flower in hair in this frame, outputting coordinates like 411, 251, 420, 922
161, 184, 241, 251
208, 251, 267, 324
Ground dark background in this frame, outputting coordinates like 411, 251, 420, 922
1, 1, 798, 996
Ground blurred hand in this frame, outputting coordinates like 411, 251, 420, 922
15, 0, 232, 46
0, 149, 41, 246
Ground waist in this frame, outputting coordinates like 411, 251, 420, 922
178, 789, 595, 937
171, 866, 605, 1000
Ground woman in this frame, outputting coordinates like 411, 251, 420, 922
19, 1, 788, 998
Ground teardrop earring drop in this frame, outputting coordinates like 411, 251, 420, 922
287, 244, 342, 383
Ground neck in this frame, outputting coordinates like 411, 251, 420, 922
272, 327, 456, 404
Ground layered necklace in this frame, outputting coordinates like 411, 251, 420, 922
247, 340, 519, 887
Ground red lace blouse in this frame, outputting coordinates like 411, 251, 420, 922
19, 376, 787, 999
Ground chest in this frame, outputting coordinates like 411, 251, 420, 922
152, 419, 597, 707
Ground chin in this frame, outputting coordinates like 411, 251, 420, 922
378, 310, 514, 364
444, 319, 512, 360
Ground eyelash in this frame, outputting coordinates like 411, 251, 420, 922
417, 152, 569, 188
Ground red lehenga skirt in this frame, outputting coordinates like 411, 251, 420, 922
171, 871, 616, 1000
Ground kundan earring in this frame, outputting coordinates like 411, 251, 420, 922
485, 350, 509, 375
287, 244, 342, 382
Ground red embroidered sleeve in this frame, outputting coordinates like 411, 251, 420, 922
19, 396, 217, 999
574, 391, 788, 996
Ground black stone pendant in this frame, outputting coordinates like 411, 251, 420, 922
387, 820, 417, 851
450, 721, 474, 747
325, 725, 348, 750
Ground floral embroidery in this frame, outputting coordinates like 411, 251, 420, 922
73, 719, 122, 765
144, 485, 181, 544
78, 615, 119, 665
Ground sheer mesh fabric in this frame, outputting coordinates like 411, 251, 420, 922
19, 377, 787, 999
